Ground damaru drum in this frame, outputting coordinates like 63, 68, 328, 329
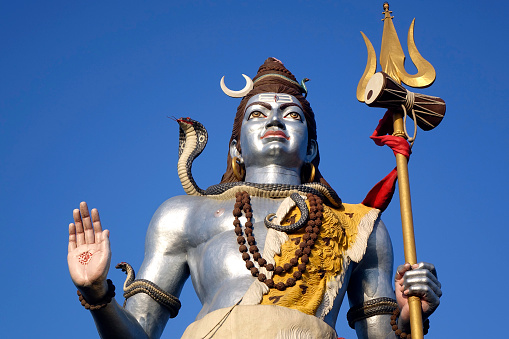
365, 72, 446, 131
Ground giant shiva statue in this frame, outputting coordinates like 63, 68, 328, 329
67, 58, 441, 338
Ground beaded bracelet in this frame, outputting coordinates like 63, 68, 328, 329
77, 279, 116, 311
390, 307, 429, 339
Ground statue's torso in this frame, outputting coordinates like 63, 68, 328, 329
186, 196, 275, 319
135, 194, 353, 330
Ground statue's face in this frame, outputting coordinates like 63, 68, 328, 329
239, 93, 311, 168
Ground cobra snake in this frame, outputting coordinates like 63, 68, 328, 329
115, 262, 181, 318
176, 117, 342, 232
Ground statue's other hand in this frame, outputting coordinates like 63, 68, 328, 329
67, 202, 111, 302
395, 262, 442, 327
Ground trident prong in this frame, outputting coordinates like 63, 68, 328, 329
357, 2, 436, 102
356, 32, 377, 102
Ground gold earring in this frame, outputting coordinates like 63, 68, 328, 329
232, 157, 245, 181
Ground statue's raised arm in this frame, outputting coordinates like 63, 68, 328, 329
68, 202, 148, 338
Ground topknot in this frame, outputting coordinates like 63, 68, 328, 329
252, 57, 302, 94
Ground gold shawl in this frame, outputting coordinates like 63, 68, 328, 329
260, 202, 379, 317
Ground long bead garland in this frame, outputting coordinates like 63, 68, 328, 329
233, 191, 323, 291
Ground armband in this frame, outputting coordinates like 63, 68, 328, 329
346, 297, 398, 329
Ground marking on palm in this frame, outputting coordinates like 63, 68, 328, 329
78, 250, 93, 265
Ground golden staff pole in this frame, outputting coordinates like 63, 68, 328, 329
392, 112, 423, 339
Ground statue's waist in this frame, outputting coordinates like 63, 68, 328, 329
181, 304, 337, 339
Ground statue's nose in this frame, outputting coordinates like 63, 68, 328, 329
266, 112, 285, 129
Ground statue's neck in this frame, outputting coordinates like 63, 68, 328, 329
244, 165, 301, 185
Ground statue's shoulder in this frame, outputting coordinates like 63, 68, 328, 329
149, 195, 213, 226
154, 194, 211, 213
146, 195, 227, 250
145, 195, 206, 243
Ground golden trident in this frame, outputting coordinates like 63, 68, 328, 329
357, 3, 446, 339
357, 3, 436, 100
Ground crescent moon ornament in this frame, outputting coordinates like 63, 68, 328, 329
220, 74, 254, 98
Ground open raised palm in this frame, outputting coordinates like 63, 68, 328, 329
68, 202, 111, 290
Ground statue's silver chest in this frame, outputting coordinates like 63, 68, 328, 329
187, 197, 283, 314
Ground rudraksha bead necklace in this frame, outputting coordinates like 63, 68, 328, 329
233, 191, 323, 291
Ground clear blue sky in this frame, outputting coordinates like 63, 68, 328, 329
1, 1, 507, 338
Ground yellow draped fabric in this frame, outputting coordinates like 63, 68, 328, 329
260, 202, 375, 315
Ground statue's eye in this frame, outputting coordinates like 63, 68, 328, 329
248, 111, 267, 120
285, 112, 302, 121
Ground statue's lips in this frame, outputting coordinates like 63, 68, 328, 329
261, 130, 290, 140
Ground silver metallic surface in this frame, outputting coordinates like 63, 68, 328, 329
398, 261, 442, 319
348, 219, 399, 338
129, 195, 275, 334
231, 93, 317, 185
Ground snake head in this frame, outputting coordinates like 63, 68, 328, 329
115, 262, 128, 272
176, 117, 194, 125
175, 116, 208, 159
176, 117, 207, 140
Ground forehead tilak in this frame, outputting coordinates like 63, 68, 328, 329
258, 93, 293, 103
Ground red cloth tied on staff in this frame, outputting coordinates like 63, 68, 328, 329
362, 111, 411, 212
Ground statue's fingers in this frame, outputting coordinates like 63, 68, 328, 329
406, 284, 441, 311
73, 208, 85, 246
68, 223, 77, 252
101, 229, 110, 252
404, 275, 442, 299
395, 263, 412, 281
424, 269, 441, 289
403, 269, 441, 291
421, 275, 442, 298
415, 262, 438, 279
80, 201, 95, 244
91, 208, 102, 243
